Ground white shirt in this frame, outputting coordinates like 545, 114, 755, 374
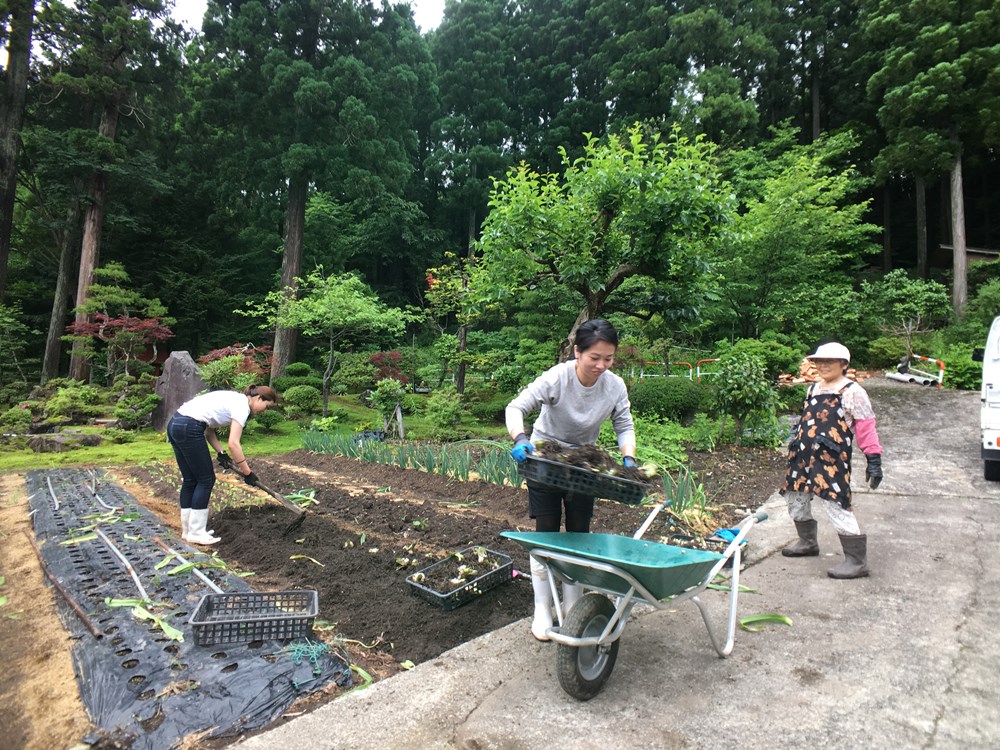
176, 391, 251, 428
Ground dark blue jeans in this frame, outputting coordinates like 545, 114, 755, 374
167, 415, 215, 510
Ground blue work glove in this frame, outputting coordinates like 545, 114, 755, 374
865, 454, 883, 489
510, 434, 534, 462
622, 456, 637, 469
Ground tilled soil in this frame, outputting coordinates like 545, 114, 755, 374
121, 447, 786, 669
2, 442, 786, 748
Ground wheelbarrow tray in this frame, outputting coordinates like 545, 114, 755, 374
501, 531, 723, 601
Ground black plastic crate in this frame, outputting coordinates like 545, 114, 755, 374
189, 590, 318, 646
407, 547, 513, 610
518, 454, 651, 505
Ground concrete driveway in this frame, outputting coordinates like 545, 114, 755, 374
237, 379, 1000, 750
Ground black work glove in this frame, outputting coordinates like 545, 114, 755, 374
242, 471, 259, 487
865, 454, 883, 489
217, 451, 233, 470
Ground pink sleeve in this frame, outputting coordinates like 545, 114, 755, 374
854, 418, 882, 455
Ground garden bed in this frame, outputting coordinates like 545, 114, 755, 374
2, 444, 786, 748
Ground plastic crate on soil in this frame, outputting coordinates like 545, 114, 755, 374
407, 547, 513, 610
189, 590, 319, 646
518, 454, 651, 505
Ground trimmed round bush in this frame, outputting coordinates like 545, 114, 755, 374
272, 375, 325, 394
253, 408, 286, 432
284, 362, 313, 377
629, 377, 708, 424
282, 385, 323, 416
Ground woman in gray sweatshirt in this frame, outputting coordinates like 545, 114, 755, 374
505, 318, 637, 640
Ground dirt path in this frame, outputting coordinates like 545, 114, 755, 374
0, 472, 92, 748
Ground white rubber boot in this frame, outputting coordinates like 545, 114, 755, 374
186, 509, 220, 545
530, 556, 553, 641
562, 582, 582, 616
180, 508, 191, 538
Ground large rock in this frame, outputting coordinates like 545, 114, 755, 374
28, 432, 103, 452
152, 351, 207, 432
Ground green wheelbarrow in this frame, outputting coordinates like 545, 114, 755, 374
502, 502, 766, 700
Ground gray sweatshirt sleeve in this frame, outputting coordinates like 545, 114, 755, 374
506, 362, 636, 449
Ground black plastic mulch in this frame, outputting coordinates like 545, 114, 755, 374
26, 469, 350, 749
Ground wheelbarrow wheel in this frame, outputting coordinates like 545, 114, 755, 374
556, 593, 620, 701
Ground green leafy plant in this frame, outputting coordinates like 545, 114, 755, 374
714, 353, 776, 445
44, 381, 105, 424
425, 386, 464, 440
283, 385, 323, 418
111, 373, 161, 430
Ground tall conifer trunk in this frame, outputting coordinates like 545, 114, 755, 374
69, 98, 121, 382
270, 175, 307, 381
0, 0, 35, 303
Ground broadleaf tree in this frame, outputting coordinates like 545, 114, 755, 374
470, 124, 734, 358
241, 269, 414, 416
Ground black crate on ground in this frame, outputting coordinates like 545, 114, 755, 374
517, 454, 651, 505
407, 547, 513, 610
189, 590, 319, 646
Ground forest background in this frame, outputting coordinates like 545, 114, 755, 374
0, 0, 998, 408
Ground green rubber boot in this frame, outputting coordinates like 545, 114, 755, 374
782, 519, 820, 557
828, 534, 869, 579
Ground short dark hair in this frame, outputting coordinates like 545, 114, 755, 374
574, 319, 619, 353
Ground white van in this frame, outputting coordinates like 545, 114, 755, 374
979, 315, 1000, 481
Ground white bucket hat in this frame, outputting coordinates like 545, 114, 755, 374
807, 342, 851, 362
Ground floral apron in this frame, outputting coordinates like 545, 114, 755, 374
782, 383, 854, 509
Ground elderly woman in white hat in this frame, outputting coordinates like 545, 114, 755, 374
780, 342, 883, 578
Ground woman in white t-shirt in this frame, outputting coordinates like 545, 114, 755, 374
166, 385, 278, 544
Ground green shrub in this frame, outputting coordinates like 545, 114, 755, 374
0, 404, 35, 432
683, 413, 718, 452
714, 352, 776, 444
0, 381, 29, 409
103, 428, 136, 444
253, 409, 286, 433
112, 373, 161, 430
198, 354, 259, 392
597, 414, 688, 470
714, 338, 801, 382
368, 378, 406, 423
465, 392, 512, 423
775, 384, 809, 414
283, 385, 323, 417
309, 409, 351, 432
629, 377, 708, 424
284, 362, 313, 377
942, 345, 981, 391
492, 363, 526, 392
272, 375, 325, 393
425, 387, 464, 441
335, 354, 379, 392
864, 337, 907, 369
45, 383, 105, 424
400, 394, 425, 416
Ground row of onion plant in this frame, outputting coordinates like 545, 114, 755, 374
301, 432, 523, 488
